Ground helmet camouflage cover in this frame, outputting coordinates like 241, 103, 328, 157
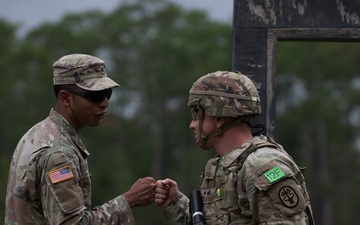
188, 71, 261, 119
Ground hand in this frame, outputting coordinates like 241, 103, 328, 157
155, 178, 179, 208
123, 177, 156, 208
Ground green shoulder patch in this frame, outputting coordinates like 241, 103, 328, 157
263, 165, 285, 183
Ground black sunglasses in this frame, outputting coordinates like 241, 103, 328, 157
67, 88, 112, 103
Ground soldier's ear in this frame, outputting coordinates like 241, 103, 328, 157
58, 90, 71, 106
215, 117, 226, 128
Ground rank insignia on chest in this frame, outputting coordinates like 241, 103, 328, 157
48, 166, 74, 184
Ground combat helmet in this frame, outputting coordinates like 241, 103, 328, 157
188, 71, 261, 149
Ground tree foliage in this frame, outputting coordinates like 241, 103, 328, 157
277, 41, 360, 225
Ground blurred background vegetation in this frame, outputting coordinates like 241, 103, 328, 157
1, 0, 360, 224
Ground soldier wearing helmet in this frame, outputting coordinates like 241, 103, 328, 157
5, 54, 156, 224
155, 71, 315, 224
187, 70, 261, 150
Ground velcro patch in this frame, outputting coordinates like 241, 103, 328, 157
48, 166, 74, 184
263, 165, 285, 183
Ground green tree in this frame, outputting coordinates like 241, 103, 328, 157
276, 41, 360, 225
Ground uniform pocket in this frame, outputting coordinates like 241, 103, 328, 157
203, 210, 229, 225
46, 164, 84, 214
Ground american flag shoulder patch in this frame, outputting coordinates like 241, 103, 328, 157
48, 166, 74, 184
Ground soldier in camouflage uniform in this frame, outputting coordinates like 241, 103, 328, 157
5, 54, 156, 225
154, 71, 315, 224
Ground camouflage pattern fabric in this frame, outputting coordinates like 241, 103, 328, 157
5, 109, 135, 225
162, 135, 315, 225
53, 54, 120, 91
188, 71, 261, 119
162, 193, 190, 225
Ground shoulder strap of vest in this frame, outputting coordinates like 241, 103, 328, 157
222, 136, 281, 168
236, 135, 280, 168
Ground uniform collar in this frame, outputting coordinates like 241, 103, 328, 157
49, 108, 90, 157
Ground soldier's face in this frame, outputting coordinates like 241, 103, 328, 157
67, 90, 110, 128
189, 110, 217, 148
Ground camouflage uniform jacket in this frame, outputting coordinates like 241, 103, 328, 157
5, 109, 135, 225
163, 135, 315, 225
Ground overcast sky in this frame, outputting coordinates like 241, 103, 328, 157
0, 0, 233, 35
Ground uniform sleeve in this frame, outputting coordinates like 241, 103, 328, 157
82, 195, 135, 224
162, 192, 190, 225
243, 151, 309, 225
39, 151, 135, 225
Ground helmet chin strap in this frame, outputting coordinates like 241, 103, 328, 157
198, 117, 208, 150
198, 115, 249, 150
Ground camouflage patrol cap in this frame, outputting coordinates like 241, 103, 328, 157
188, 71, 261, 119
53, 54, 120, 91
